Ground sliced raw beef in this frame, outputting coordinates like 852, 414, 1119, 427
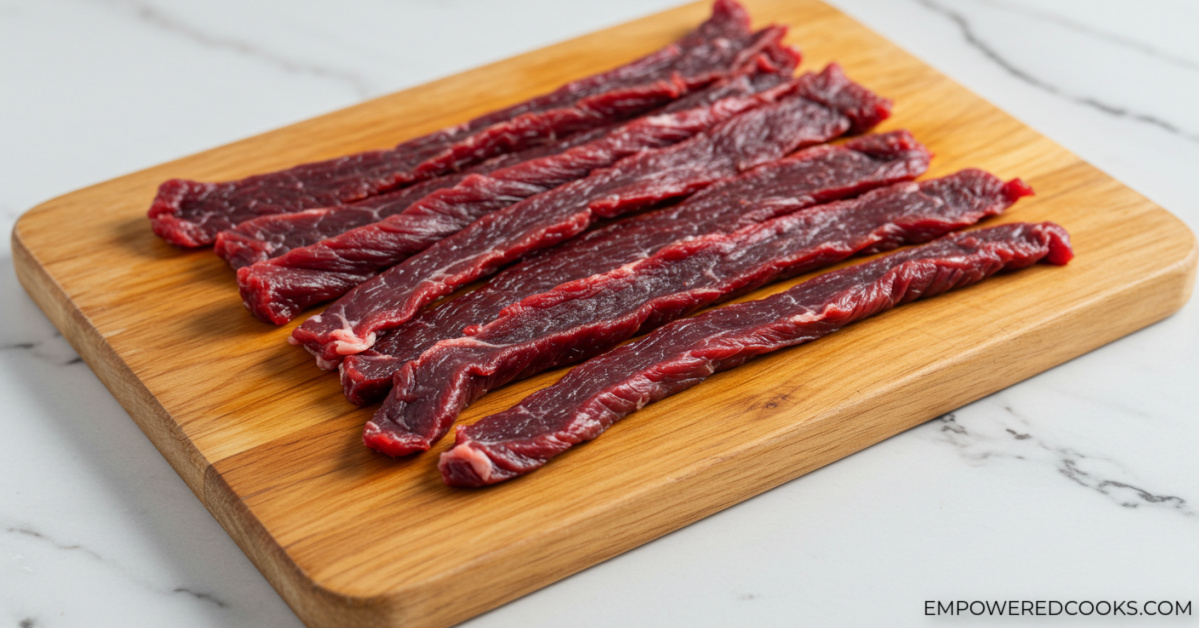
148, 0, 793, 247
213, 123, 612, 269
237, 69, 794, 325
438, 222, 1074, 485
215, 172, 472, 270
341, 130, 932, 405
214, 52, 802, 269
292, 64, 893, 366
363, 170, 1031, 456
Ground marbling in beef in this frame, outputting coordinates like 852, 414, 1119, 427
363, 170, 1031, 456
340, 130, 931, 405
148, 0, 794, 247
291, 64, 892, 366
235, 70, 796, 324
438, 222, 1074, 486
214, 55, 802, 269
213, 123, 617, 269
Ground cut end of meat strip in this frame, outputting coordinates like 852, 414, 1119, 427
843, 128, 923, 159
750, 28, 801, 76
1002, 178, 1035, 203
148, 179, 220, 247
1033, 220, 1073, 264
712, 0, 751, 29
214, 228, 276, 269
438, 440, 518, 487
362, 418, 433, 457
341, 354, 395, 406
237, 264, 373, 326
797, 63, 892, 134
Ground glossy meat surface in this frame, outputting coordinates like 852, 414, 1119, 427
214, 36, 804, 268
438, 222, 1074, 485
292, 64, 892, 365
148, 0, 782, 246
341, 130, 931, 405
363, 170, 1030, 455
236, 70, 794, 324
212, 125, 606, 269
214, 174, 471, 270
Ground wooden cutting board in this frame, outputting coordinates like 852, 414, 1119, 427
12, 1, 1196, 626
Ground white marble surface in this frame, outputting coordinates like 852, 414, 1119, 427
2, 0, 1196, 626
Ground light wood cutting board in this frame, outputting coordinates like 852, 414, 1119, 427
12, 1, 1196, 626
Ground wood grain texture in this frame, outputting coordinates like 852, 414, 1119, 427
11, 1, 1196, 626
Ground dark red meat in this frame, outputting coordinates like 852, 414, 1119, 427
362, 170, 1031, 456
214, 53, 804, 270
438, 222, 1074, 485
292, 64, 892, 366
341, 130, 932, 405
235, 71, 796, 324
148, 0, 794, 247
214, 121, 630, 269
215, 173, 468, 270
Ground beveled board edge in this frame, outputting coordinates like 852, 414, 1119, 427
12, 229, 211, 495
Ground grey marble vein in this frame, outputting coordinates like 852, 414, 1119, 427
8, 524, 109, 562
979, 0, 1197, 70
931, 412, 1193, 515
915, 0, 1198, 142
0, 335, 81, 367
4, 523, 229, 609
172, 587, 228, 608
90, 0, 376, 100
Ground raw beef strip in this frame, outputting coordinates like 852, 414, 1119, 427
218, 63, 795, 272
214, 122, 622, 269
341, 130, 931, 405
292, 64, 892, 366
363, 170, 1031, 456
439, 222, 1074, 485
238, 69, 793, 325
216, 173, 467, 270
148, 0, 791, 247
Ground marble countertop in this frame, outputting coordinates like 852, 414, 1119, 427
2, 0, 1195, 626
